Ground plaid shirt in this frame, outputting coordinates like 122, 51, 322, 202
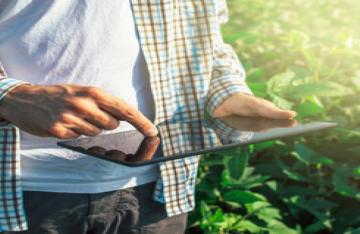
0, 0, 251, 231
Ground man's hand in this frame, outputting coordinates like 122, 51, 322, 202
0, 84, 158, 139
213, 93, 297, 119
218, 115, 297, 132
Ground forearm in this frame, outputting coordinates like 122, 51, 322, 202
205, 0, 252, 116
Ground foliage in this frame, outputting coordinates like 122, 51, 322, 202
188, 0, 360, 233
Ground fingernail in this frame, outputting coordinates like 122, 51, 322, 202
288, 111, 297, 119
145, 128, 158, 136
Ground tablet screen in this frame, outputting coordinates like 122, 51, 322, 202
57, 116, 337, 166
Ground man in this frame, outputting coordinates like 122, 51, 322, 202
0, 0, 296, 233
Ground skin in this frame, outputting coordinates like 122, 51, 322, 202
0, 85, 296, 140
212, 93, 297, 119
84, 136, 160, 162
0, 84, 158, 139
218, 115, 298, 132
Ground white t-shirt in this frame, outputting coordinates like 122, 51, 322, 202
0, 0, 159, 193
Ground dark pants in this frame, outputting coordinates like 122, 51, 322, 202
3, 182, 187, 234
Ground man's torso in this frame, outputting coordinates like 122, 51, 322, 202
0, 0, 159, 193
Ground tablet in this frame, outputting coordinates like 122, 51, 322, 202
57, 116, 337, 167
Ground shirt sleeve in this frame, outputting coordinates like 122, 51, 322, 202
0, 62, 29, 103
0, 61, 29, 123
0, 61, 28, 232
205, 0, 253, 116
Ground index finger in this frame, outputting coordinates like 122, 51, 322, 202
93, 92, 158, 136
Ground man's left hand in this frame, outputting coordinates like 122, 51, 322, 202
213, 93, 297, 119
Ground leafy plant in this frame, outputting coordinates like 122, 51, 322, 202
188, 0, 360, 233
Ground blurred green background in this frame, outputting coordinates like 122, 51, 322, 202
187, 0, 360, 233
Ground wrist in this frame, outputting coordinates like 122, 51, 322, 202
0, 83, 34, 120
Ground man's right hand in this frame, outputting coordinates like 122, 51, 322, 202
0, 84, 158, 139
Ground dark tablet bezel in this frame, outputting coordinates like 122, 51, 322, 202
57, 121, 337, 167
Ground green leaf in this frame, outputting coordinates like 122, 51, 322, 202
345, 227, 360, 234
265, 181, 278, 191
289, 66, 311, 79
295, 100, 325, 117
245, 201, 270, 213
256, 207, 282, 222
267, 71, 297, 95
283, 169, 310, 182
304, 220, 331, 234
291, 82, 353, 98
196, 179, 221, 200
254, 140, 275, 152
272, 95, 294, 109
255, 163, 285, 178
223, 31, 257, 44
306, 198, 339, 211
293, 143, 334, 165
224, 148, 249, 180
266, 219, 299, 234
233, 220, 264, 233
247, 67, 265, 82
276, 160, 311, 182
209, 208, 224, 224
237, 174, 271, 189
332, 165, 360, 199
249, 82, 268, 97
355, 166, 360, 176
200, 201, 211, 220
289, 196, 329, 222
221, 168, 270, 189
223, 190, 266, 204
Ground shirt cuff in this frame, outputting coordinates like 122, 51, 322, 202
0, 78, 29, 101
205, 76, 253, 117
